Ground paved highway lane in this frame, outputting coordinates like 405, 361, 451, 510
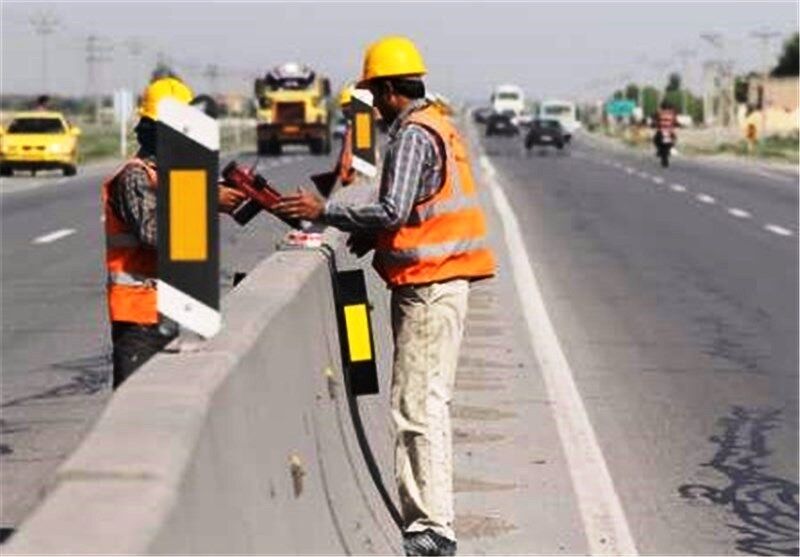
0, 148, 336, 533
479, 129, 798, 555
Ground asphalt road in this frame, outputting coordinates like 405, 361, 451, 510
0, 147, 337, 534
2, 123, 798, 554
479, 127, 798, 555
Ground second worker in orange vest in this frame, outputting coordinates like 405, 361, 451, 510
104, 77, 246, 390
275, 36, 495, 556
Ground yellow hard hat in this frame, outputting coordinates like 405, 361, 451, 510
359, 36, 427, 85
139, 77, 194, 120
339, 83, 355, 107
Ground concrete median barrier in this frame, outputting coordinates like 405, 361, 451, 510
6, 187, 401, 554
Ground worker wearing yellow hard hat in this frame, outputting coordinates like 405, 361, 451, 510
103, 76, 245, 389
274, 36, 495, 556
137, 76, 194, 120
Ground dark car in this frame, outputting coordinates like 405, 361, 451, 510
472, 106, 492, 124
485, 111, 519, 136
524, 118, 567, 150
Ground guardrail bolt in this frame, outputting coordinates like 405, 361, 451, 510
289, 454, 305, 497
325, 366, 338, 399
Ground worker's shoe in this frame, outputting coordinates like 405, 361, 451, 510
402, 529, 457, 556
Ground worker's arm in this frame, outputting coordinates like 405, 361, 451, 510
113, 165, 158, 247
321, 125, 435, 232
113, 167, 247, 248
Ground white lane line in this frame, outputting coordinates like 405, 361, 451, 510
651, 176, 665, 185
33, 228, 76, 244
764, 224, 793, 237
727, 208, 752, 219
638, 171, 651, 179
624, 167, 635, 175
696, 193, 716, 205
670, 183, 687, 192
480, 154, 638, 556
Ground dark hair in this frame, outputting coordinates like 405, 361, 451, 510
373, 77, 426, 100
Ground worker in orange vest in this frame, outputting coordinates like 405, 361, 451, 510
275, 36, 495, 556
103, 76, 245, 389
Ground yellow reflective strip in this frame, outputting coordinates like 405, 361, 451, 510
169, 170, 207, 261
343, 303, 372, 362
354, 113, 371, 149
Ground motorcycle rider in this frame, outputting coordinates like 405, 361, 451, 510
653, 100, 677, 166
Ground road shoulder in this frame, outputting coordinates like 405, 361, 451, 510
452, 118, 588, 554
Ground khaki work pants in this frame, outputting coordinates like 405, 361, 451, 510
390, 279, 470, 542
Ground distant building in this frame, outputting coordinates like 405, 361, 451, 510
742, 76, 799, 136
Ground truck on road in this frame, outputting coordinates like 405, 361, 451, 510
254, 62, 332, 156
540, 99, 581, 139
491, 84, 525, 117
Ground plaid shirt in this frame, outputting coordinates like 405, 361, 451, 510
110, 150, 158, 247
323, 99, 444, 232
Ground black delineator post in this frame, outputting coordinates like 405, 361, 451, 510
156, 98, 221, 338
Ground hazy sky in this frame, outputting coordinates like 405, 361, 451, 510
1, 1, 797, 102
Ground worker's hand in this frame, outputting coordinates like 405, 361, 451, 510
347, 232, 376, 258
218, 185, 246, 214
273, 187, 325, 221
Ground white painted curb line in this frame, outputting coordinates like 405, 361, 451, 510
472, 122, 638, 555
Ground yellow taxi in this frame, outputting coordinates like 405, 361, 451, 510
0, 111, 80, 177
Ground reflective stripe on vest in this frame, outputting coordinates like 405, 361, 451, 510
376, 236, 489, 265
407, 195, 480, 226
373, 105, 496, 286
107, 270, 157, 287
103, 157, 159, 324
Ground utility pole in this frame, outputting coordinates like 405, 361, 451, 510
700, 32, 729, 145
751, 30, 780, 142
675, 48, 696, 117
204, 63, 220, 95
30, 10, 60, 94
86, 35, 114, 122
125, 37, 144, 94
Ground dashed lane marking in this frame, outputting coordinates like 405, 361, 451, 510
727, 208, 752, 219
764, 224, 794, 237
480, 153, 639, 556
696, 193, 716, 205
670, 183, 687, 192
33, 228, 76, 244
651, 176, 665, 185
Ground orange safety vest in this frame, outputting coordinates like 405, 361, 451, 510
102, 158, 159, 324
337, 124, 355, 186
373, 105, 496, 287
